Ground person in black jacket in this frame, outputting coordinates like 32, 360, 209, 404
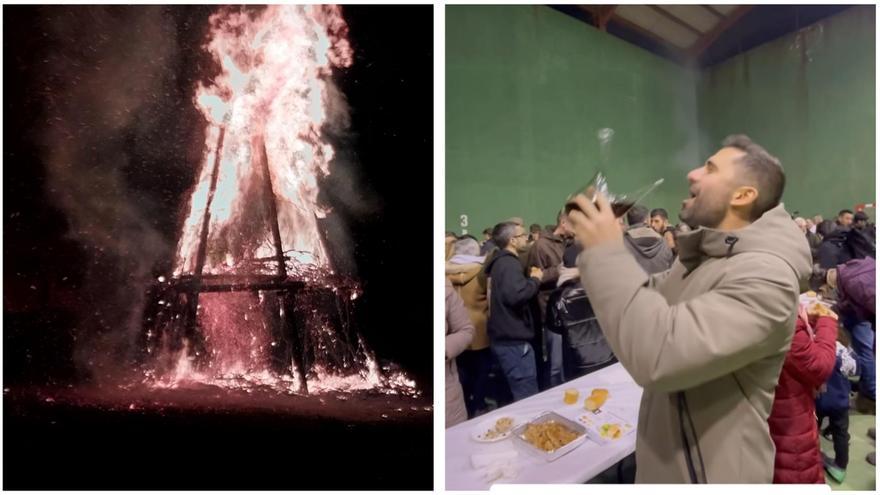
817, 219, 876, 269
545, 243, 617, 380
484, 222, 543, 401
817, 220, 851, 269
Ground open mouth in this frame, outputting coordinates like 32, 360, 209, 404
682, 190, 696, 209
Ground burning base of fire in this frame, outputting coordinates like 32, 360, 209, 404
141, 285, 419, 397
144, 339, 419, 397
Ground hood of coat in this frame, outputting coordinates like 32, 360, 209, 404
446, 261, 482, 285
676, 204, 812, 290
484, 249, 517, 275
625, 226, 667, 259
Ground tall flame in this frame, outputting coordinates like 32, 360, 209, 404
146, 6, 416, 397
174, 5, 352, 276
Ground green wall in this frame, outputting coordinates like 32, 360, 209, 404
446, 5, 876, 232
446, 5, 699, 234
697, 5, 875, 220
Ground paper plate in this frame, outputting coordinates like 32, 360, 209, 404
471, 415, 523, 443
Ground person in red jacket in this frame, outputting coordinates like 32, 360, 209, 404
769, 308, 838, 484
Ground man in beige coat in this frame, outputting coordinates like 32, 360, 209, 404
568, 135, 812, 483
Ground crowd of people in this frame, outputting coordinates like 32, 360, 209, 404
445, 134, 876, 485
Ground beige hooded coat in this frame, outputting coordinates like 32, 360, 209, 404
446, 279, 474, 428
446, 261, 489, 350
578, 204, 812, 483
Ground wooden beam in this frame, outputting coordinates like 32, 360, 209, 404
688, 5, 753, 57
575, 5, 599, 19
607, 15, 692, 65
597, 5, 617, 32
649, 5, 705, 37
576, 5, 616, 31
702, 5, 727, 20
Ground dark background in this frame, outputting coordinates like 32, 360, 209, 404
4, 4, 433, 489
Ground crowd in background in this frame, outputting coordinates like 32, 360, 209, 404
445, 201, 876, 484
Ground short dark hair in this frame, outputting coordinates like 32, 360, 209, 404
721, 134, 785, 220
529, 223, 542, 233
817, 219, 837, 238
854, 211, 869, 222
483, 227, 492, 236
626, 204, 649, 226
492, 222, 518, 249
809, 263, 828, 292
839, 209, 854, 217
544, 224, 555, 233
650, 208, 669, 220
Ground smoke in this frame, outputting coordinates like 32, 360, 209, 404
318, 102, 379, 277
310, 16, 382, 278
35, 6, 198, 382
315, 14, 381, 276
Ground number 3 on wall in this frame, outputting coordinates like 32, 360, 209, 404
460, 214, 468, 235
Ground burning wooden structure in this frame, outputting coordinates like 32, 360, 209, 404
150, 131, 358, 395
142, 6, 368, 395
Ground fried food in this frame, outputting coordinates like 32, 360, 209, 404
563, 389, 579, 405
522, 421, 580, 452
808, 302, 838, 320
584, 388, 609, 411
484, 417, 514, 440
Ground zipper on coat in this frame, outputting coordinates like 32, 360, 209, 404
678, 391, 708, 483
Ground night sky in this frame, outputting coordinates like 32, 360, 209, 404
4, 5, 434, 390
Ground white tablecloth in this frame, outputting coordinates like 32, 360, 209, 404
445, 362, 643, 490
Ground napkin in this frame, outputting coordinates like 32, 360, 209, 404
471, 450, 519, 483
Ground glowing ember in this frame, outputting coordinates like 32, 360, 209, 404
142, 5, 415, 397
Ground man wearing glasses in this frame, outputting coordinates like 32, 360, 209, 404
484, 222, 543, 401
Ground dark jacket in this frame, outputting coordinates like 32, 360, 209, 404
485, 249, 540, 342
818, 229, 851, 269
806, 232, 822, 261
623, 226, 674, 275
480, 239, 497, 256
526, 232, 567, 316
837, 256, 875, 323
847, 227, 876, 261
769, 315, 837, 484
816, 352, 855, 414
545, 279, 616, 379
817, 228, 875, 268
